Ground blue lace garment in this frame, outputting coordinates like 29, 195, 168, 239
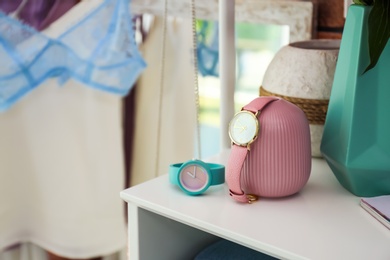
197, 21, 219, 77
0, 0, 146, 112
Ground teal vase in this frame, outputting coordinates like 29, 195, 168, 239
321, 5, 390, 197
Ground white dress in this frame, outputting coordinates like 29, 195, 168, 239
0, 78, 127, 259
0, 0, 130, 258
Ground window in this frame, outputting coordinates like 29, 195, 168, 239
199, 22, 289, 158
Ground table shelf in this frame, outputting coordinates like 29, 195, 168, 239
120, 152, 390, 259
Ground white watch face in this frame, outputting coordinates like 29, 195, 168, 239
228, 111, 259, 146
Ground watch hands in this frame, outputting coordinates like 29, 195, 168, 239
235, 125, 247, 134
186, 170, 205, 183
187, 171, 196, 178
191, 175, 205, 184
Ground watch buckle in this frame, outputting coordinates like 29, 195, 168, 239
247, 194, 258, 204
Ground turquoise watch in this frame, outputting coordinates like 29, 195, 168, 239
169, 159, 225, 195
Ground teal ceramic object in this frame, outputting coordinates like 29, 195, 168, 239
321, 5, 390, 197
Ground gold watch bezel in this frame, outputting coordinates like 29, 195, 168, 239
228, 110, 260, 150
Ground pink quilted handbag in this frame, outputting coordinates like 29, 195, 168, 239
227, 97, 311, 203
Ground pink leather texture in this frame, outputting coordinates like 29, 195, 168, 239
227, 145, 250, 203
227, 97, 312, 202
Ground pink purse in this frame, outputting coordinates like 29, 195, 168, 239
227, 97, 311, 203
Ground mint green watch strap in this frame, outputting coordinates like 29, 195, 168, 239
207, 163, 225, 185
169, 163, 182, 185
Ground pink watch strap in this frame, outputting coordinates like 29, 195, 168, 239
227, 96, 279, 203
243, 96, 279, 113
227, 145, 250, 203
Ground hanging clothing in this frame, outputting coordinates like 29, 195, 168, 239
0, 0, 79, 31
197, 21, 219, 77
0, 0, 23, 14
0, 0, 142, 258
0, 78, 127, 259
130, 16, 196, 185
17, 0, 80, 31
0, 0, 146, 111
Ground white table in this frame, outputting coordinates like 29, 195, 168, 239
120, 151, 390, 260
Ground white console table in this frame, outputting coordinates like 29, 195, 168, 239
120, 151, 390, 260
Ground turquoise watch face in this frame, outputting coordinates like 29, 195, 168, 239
178, 161, 211, 195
